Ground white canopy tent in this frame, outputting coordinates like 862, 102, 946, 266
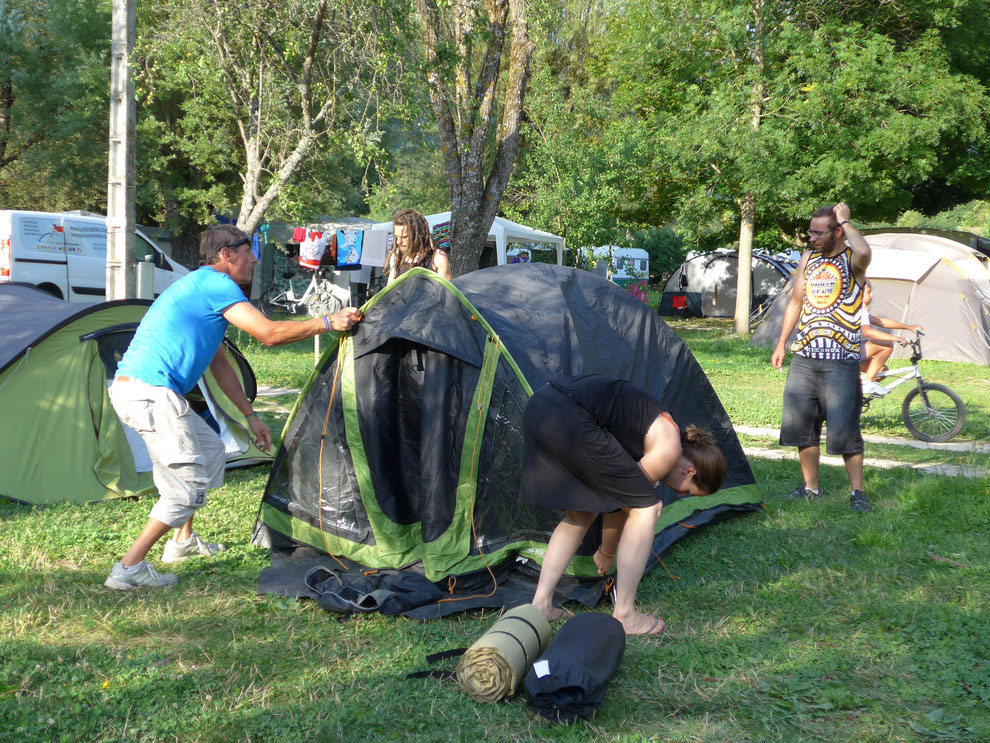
372, 211, 565, 267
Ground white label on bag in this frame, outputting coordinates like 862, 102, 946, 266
533, 660, 550, 678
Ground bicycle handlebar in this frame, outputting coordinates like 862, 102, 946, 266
909, 329, 923, 363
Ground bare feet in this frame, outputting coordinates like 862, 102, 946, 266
615, 610, 666, 636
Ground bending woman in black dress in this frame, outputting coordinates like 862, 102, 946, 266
521, 375, 726, 635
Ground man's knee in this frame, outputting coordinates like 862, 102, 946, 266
149, 493, 203, 528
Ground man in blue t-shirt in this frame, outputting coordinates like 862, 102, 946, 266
105, 225, 363, 591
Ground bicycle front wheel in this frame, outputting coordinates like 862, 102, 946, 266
901, 383, 965, 443
306, 290, 343, 318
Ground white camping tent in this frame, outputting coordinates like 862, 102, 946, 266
751, 233, 990, 365
371, 212, 565, 267
659, 250, 796, 318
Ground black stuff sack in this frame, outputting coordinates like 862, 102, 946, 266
304, 566, 444, 616
524, 613, 626, 724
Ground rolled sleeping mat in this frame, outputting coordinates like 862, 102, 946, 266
456, 604, 552, 702
524, 613, 626, 723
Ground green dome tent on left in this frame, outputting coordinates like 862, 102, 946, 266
0, 283, 271, 506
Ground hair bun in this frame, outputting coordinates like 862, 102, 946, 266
682, 424, 716, 448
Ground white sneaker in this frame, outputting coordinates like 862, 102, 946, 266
104, 560, 178, 590
862, 380, 885, 396
161, 532, 226, 563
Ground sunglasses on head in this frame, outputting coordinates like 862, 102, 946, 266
222, 238, 251, 250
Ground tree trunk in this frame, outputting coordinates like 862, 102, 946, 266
734, 0, 765, 335
417, 0, 535, 276
734, 192, 756, 334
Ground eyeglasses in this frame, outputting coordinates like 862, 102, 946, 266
806, 228, 835, 239
221, 238, 251, 250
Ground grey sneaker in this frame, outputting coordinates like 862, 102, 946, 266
104, 560, 177, 590
161, 532, 226, 563
781, 484, 822, 500
850, 489, 870, 513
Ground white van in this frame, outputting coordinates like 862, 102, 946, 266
0, 210, 187, 301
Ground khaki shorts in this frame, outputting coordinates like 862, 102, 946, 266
110, 378, 225, 527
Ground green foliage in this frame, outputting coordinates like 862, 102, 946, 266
629, 226, 686, 282
365, 135, 451, 221
509, 0, 990, 264
132, 0, 411, 258
928, 200, 990, 236
0, 0, 111, 210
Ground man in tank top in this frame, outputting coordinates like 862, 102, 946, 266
771, 203, 872, 512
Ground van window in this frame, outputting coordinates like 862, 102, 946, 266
137, 234, 172, 272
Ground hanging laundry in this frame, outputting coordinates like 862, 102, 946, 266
362, 229, 388, 268
299, 230, 326, 269
336, 229, 364, 270
431, 221, 452, 253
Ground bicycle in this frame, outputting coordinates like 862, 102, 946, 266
262, 265, 344, 317
861, 330, 965, 443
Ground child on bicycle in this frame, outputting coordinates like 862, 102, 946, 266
861, 280, 923, 394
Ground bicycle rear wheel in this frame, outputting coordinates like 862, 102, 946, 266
901, 383, 965, 443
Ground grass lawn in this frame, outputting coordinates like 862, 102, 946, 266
1, 319, 987, 742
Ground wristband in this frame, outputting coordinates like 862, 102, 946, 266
246, 411, 259, 419
840, 220, 851, 226
322, 315, 331, 332
597, 547, 615, 559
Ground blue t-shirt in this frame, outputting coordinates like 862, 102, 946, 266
117, 266, 248, 394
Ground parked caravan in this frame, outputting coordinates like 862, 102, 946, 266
0, 210, 187, 301
371, 212, 565, 269
583, 246, 650, 285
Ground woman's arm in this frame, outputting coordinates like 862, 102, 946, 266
594, 510, 630, 575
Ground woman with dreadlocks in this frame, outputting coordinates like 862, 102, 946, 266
384, 208, 452, 284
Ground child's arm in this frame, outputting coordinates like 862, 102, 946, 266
870, 315, 923, 333
862, 324, 909, 345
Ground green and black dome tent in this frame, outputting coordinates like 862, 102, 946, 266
0, 283, 270, 505
254, 264, 760, 614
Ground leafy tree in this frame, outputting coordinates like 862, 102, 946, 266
0, 0, 111, 211
896, 200, 990, 236
600, 0, 990, 332
629, 226, 687, 284
365, 125, 451, 221
134, 0, 407, 263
